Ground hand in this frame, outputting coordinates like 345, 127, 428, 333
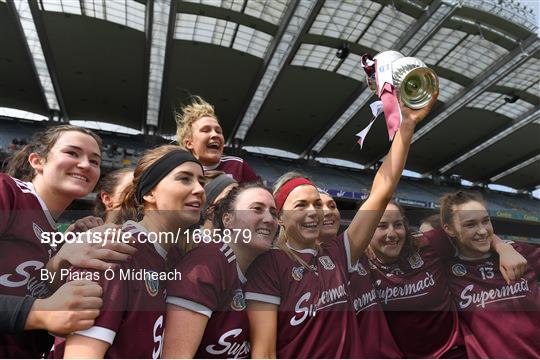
498, 242, 528, 284
65, 216, 104, 234
400, 88, 439, 126
25, 280, 103, 335
49, 224, 137, 276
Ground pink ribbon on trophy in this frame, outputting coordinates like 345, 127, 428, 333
357, 54, 402, 146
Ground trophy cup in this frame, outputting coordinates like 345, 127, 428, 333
364, 51, 439, 109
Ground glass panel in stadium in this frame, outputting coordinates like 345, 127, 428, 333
39, 0, 146, 32
496, 57, 540, 95
495, 99, 535, 119
438, 33, 508, 79
358, 5, 415, 52
183, 0, 244, 13
415, 27, 468, 66
308, 1, 381, 42
174, 14, 272, 58
13, 0, 60, 111
184, 0, 290, 25
336, 52, 364, 82
436, 77, 465, 103
291, 44, 340, 72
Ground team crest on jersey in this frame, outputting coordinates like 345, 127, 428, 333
292, 266, 304, 281
319, 256, 335, 270
144, 271, 160, 296
356, 262, 368, 276
386, 267, 404, 277
230, 289, 246, 311
407, 251, 424, 269
452, 263, 467, 277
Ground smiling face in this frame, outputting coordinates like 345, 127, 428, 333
224, 187, 278, 255
369, 203, 407, 263
144, 161, 206, 227
444, 200, 493, 258
184, 116, 224, 166
320, 193, 340, 241
31, 130, 101, 199
279, 184, 323, 248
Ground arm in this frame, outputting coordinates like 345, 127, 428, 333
247, 301, 278, 358
0, 295, 35, 333
64, 334, 109, 359
346, 95, 438, 264
491, 235, 528, 284
163, 305, 208, 358
45, 224, 136, 289
25, 280, 102, 335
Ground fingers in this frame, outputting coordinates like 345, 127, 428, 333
105, 241, 138, 256
94, 248, 132, 263
500, 266, 511, 285
81, 258, 117, 272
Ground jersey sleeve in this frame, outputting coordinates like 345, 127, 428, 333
166, 245, 228, 318
421, 227, 457, 260
241, 160, 259, 183
244, 251, 281, 305
72, 267, 128, 345
0, 175, 16, 235
325, 232, 356, 274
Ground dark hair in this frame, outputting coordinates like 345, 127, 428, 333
6, 125, 102, 181
94, 167, 134, 219
439, 190, 486, 228
419, 213, 441, 229
212, 181, 272, 230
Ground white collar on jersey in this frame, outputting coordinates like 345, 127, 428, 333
202, 159, 221, 171
286, 242, 318, 256
236, 262, 247, 284
24, 180, 57, 229
458, 252, 492, 261
122, 220, 168, 260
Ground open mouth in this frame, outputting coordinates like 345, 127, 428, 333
301, 221, 318, 229
207, 141, 221, 150
184, 201, 201, 210
323, 219, 335, 226
67, 173, 89, 182
255, 228, 271, 236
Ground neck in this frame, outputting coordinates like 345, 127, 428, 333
32, 177, 72, 220
139, 215, 176, 253
287, 236, 317, 251
456, 243, 487, 259
228, 241, 257, 274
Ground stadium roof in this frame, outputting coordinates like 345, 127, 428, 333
1, 0, 539, 191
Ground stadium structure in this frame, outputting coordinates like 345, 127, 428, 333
0, 0, 538, 241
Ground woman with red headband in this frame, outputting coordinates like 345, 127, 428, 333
244, 95, 438, 358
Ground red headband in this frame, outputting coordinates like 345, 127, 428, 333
274, 178, 315, 212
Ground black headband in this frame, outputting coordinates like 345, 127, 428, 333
136, 150, 202, 203
203, 174, 237, 214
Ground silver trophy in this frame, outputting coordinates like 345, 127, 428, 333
366, 51, 439, 109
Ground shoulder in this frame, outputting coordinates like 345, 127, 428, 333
0, 174, 31, 195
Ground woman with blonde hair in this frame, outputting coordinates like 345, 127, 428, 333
244, 98, 437, 358
176, 96, 257, 182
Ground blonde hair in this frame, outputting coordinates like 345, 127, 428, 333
175, 96, 218, 146
273, 171, 320, 270
118, 144, 196, 256
439, 190, 486, 229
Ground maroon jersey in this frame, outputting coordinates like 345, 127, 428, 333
0, 174, 57, 358
166, 243, 250, 358
349, 253, 403, 358
368, 228, 461, 358
203, 155, 258, 183
447, 242, 540, 358
52, 221, 168, 359
245, 233, 357, 358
